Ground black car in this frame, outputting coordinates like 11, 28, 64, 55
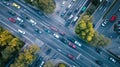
19, 23, 26, 28
46, 49, 51, 55
67, 37, 75, 43
34, 28, 42, 34
95, 60, 103, 65
96, 48, 102, 54
74, 8, 79, 13
67, 11, 72, 16
21, 13, 29, 19
8, 10, 16, 16
60, 38, 68, 44
34, 56, 44, 67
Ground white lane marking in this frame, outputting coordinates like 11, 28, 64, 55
76, 53, 81, 59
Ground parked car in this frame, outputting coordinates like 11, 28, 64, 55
61, 10, 66, 17
96, 48, 102, 54
74, 8, 79, 13
62, 1, 66, 5
68, 14, 73, 20
109, 57, 116, 63
110, 15, 116, 22
118, 21, 120, 24
67, 11, 72, 16
73, 16, 78, 22
34, 56, 44, 67
101, 23, 105, 27
67, 4, 72, 9
46, 49, 51, 55
95, 60, 103, 65
101, 19, 109, 27
104, 19, 109, 24
118, 8, 120, 12
72, 0, 76, 2
8, 18, 16, 23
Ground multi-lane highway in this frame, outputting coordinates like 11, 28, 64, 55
93, 0, 116, 30
0, 0, 120, 67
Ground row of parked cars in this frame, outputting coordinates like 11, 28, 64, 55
96, 48, 117, 64
101, 15, 117, 27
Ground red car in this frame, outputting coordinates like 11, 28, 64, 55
8, 18, 16, 23
68, 54, 75, 60
68, 42, 76, 48
110, 15, 116, 22
50, 26, 58, 32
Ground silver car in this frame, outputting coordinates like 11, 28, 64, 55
29, 19, 37, 26
109, 57, 116, 63
17, 17, 23, 23
18, 29, 25, 34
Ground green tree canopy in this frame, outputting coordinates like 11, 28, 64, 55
75, 15, 111, 47
24, 0, 56, 14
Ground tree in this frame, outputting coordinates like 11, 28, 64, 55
24, 0, 56, 14
0, 26, 4, 33
10, 45, 40, 67
0, 27, 25, 67
43, 61, 54, 67
91, 0, 100, 6
75, 15, 94, 42
90, 32, 111, 47
57, 63, 68, 67
75, 15, 111, 47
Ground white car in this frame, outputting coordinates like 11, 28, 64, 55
73, 16, 78, 22
62, 1, 66, 5
101, 19, 109, 27
67, 4, 72, 9
18, 29, 25, 34
68, 14, 73, 20
53, 33, 60, 39
118, 8, 120, 12
101, 23, 105, 26
72, 0, 76, 2
29, 19, 37, 26
75, 41, 82, 47
17, 17, 23, 23
39, 61, 45, 67
57, 48, 62, 52
109, 57, 116, 63
103, 19, 109, 24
